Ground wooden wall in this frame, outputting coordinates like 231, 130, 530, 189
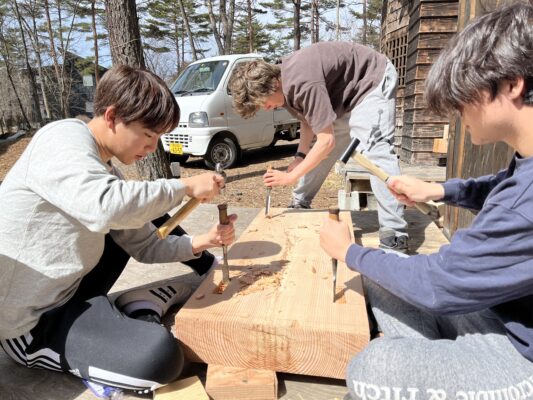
401, 0, 458, 165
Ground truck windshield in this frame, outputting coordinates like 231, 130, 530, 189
171, 60, 229, 96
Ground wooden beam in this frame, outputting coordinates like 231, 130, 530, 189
175, 208, 369, 379
206, 365, 277, 400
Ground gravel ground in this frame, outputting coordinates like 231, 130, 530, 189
0, 136, 343, 209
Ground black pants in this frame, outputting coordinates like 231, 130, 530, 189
0, 218, 214, 392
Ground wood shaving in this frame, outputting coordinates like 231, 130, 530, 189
214, 281, 228, 294
236, 266, 284, 296
195, 293, 205, 300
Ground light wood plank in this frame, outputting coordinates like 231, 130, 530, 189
175, 208, 369, 379
153, 376, 209, 400
206, 365, 277, 400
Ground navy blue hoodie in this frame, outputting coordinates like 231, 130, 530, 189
345, 155, 533, 362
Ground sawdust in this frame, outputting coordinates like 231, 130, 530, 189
236, 265, 284, 295
214, 281, 228, 294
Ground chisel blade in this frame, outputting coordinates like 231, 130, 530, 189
265, 187, 272, 217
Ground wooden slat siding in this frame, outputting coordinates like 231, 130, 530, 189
400, 0, 458, 165
408, 17, 458, 37
401, 137, 437, 152
400, 148, 443, 165
404, 93, 427, 110
410, 1, 460, 20
403, 79, 426, 96
403, 123, 448, 138
406, 48, 443, 69
407, 33, 455, 56
405, 64, 431, 82
404, 109, 447, 124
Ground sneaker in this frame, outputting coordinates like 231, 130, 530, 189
115, 281, 192, 317
379, 235, 409, 254
287, 200, 311, 209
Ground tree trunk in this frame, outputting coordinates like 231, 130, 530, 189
0, 37, 31, 129
206, 0, 224, 54
292, 0, 301, 51
362, 0, 368, 45
311, 0, 319, 43
225, 0, 235, 53
105, 0, 145, 68
26, 2, 52, 120
174, 23, 181, 72
247, 0, 253, 53
104, 0, 172, 180
44, 0, 68, 118
13, 0, 43, 126
336, 0, 341, 40
91, 0, 100, 84
177, 0, 198, 61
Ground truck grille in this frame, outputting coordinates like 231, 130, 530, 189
162, 126, 191, 148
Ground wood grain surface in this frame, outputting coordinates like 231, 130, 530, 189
175, 208, 369, 379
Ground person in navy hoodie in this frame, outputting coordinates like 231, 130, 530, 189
320, 3, 533, 399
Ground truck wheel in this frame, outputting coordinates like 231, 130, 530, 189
168, 153, 189, 164
204, 137, 240, 169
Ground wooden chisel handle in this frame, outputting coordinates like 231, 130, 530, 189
351, 152, 437, 218
217, 203, 230, 225
156, 197, 201, 239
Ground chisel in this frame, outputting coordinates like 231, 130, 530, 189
218, 203, 231, 284
265, 164, 272, 217
329, 207, 340, 302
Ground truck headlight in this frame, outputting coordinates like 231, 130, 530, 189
189, 112, 209, 127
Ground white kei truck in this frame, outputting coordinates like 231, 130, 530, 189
160, 54, 300, 169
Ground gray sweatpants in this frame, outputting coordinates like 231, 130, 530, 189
292, 61, 407, 237
346, 278, 533, 400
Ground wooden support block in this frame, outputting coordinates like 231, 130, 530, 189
175, 208, 369, 379
433, 138, 448, 153
206, 365, 277, 400
433, 124, 449, 154
153, 376, 209, 400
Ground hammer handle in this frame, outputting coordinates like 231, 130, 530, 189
156, 197, 201, 239
351, 152, 437, 217
352, 152, 390, 182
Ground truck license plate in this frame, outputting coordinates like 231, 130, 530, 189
169, 143, 183, 155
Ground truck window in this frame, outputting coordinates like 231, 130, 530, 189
171, 61, 229, 96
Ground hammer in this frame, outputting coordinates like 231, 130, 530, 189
338, 137, 439, 219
